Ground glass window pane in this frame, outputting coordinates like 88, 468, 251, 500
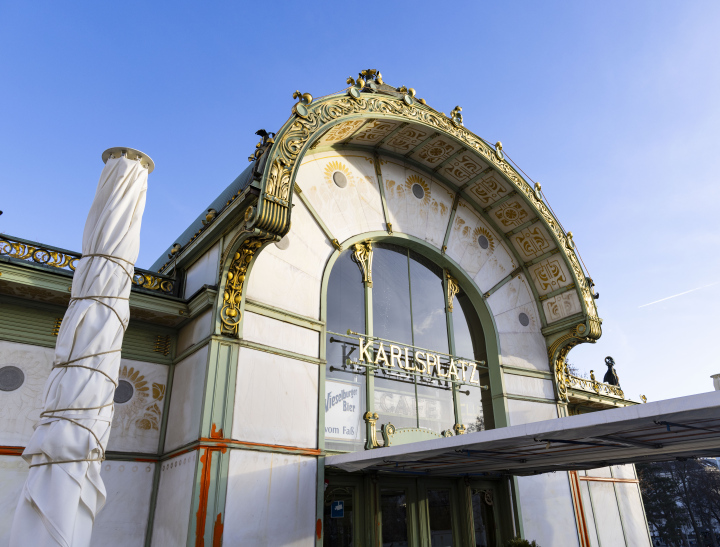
324, 486, 355, 547
380, 489, 409, 546
452, 294, 475, 361
471, 489, 496, 547
409, 250, 448, 354
326, 250, 366, 452
373, 244, 413, 345
459, 385, 485, 433
417, 378, 455, 434
427, 489, 454, 547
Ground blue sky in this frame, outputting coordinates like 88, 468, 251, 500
1, 2, 719, 403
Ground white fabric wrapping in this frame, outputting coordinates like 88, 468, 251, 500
10, 156, 149, 547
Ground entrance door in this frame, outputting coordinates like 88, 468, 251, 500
325, 475, 506, 546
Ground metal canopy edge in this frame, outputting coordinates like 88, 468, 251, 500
325, 391, 720, 476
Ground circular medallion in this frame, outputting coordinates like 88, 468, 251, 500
294, 104, 308, 118
411, 183, 425, 199
0, 366, 24, 392
404, 94, 414, 106
518, 313, 530, 327
477, 235, 489, 250
114, 380, 134, 404
275, 236, 290, 250
332, 171, 348, 188
348, 87, 361, 100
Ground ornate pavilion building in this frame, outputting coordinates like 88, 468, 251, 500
0, 70, 654, 546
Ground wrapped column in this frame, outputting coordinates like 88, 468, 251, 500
10, 148, 153, 547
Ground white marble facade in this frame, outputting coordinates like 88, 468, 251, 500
151, 451, 197, 547
223, 450, 317, 546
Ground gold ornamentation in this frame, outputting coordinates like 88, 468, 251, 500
442, 429, 454, 437
453, 423, 466, 435
514, 227, 550, 259
494, 200, 529, 228
332, 239, 342, 251
548, 320, 603, 402
364, 411, 379, 449
641, 395, 647, 403
417, 138, 456, 164
567, 372, 624, 399
250, 88, 600, 327
292, 91, 313, 118
168, 243, 182, 259
201, 209, 217, 226
386, 222, 393, 235
544, 292, 581, 322
351, 120, 398, 144
51, 318, 62, 336
442, 153, 487, 185
534, 182, 543, 201
446, 272, 460, 312
1, 237, 78, 271
406, 174, 431, 205
467, 175, 509, 205
220, 238, 264, 336
323, 160, 354, 187
352, 242, 373, 287
533, 259, 568, 292
153, 334, 171, 356
0, 235, 175, 294
450, 106, 463, 126
473, 226, 495, 252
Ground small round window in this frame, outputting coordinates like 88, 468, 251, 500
518, 313, 530, 327
411, 183, 425, 199
0, 366, 24, 392
332, 171, 348, 188
478, 235, 489, 249
114, 380, 134, 404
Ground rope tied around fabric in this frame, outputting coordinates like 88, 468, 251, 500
34, 252, 135, 468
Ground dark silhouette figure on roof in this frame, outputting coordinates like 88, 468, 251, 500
603, 356, 620, 386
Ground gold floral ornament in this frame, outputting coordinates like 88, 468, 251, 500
406, 174, 431, 205
137, 383, 165, 431
1, 237, 78, 271
446, 272, 460, 312
220, 238, 264, 336
352, 242, 373, 287
323, 160, 354, 187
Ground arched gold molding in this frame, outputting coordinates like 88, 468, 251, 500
246, 88, 601, 399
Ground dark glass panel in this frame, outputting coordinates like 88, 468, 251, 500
471, 489, 496, 547
326, 250, 366, 452
417, 376, 455, 434
409, 250, 448, 355
324, 486, 354, 547
427, 489, 454, 547
373, 244, 413, 345
380, 489, 410, 545
452, 294, 475, 361
459, 385, 485, 433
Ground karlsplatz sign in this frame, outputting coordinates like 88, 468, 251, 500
353, 336, 483, 385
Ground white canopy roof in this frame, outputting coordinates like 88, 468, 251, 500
326, 391, 720, 476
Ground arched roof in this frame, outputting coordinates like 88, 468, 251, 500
246, 72, 601, 402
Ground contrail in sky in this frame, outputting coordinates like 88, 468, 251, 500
638, 281, 720, 308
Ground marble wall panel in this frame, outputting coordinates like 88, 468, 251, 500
232, 348, 318, 449
295, 151, 384, 242
150, 451, 196, 547
527, 256, 573, 296
517, 473, 579, 547
544, 291, 583, 324
579, 481, 601, 547
465, 173, 512, 208
487, 275, 534, 317
0, 341, 53, 446
347, 119, 400, 146
223, 450, 317, 546
615, 483, 652, 546
587, 482, 625, 546
507, 399, 558, 426
612, 464, 637, 479
245, 196, 332, 320
164, 346, 208, 452
176, 309, 213, 355
510, 222, 556, 262
493, 302, 542, 334
91, 460, 155, 547
383, 124, 432, 155
410, 135, 462, 169
441, 151, 489, 187
585, 466, 612, 478
184, 242, 220, 299
380, 159, 453, 248
503, 374, 555, 400
107, 359, 168, 454
242, 312, 319, 358
0, 455, 28, 547
488, 195, 536, 233
499, 332, 551, 372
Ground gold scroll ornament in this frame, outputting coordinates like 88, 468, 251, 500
220, 238, 264, 335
